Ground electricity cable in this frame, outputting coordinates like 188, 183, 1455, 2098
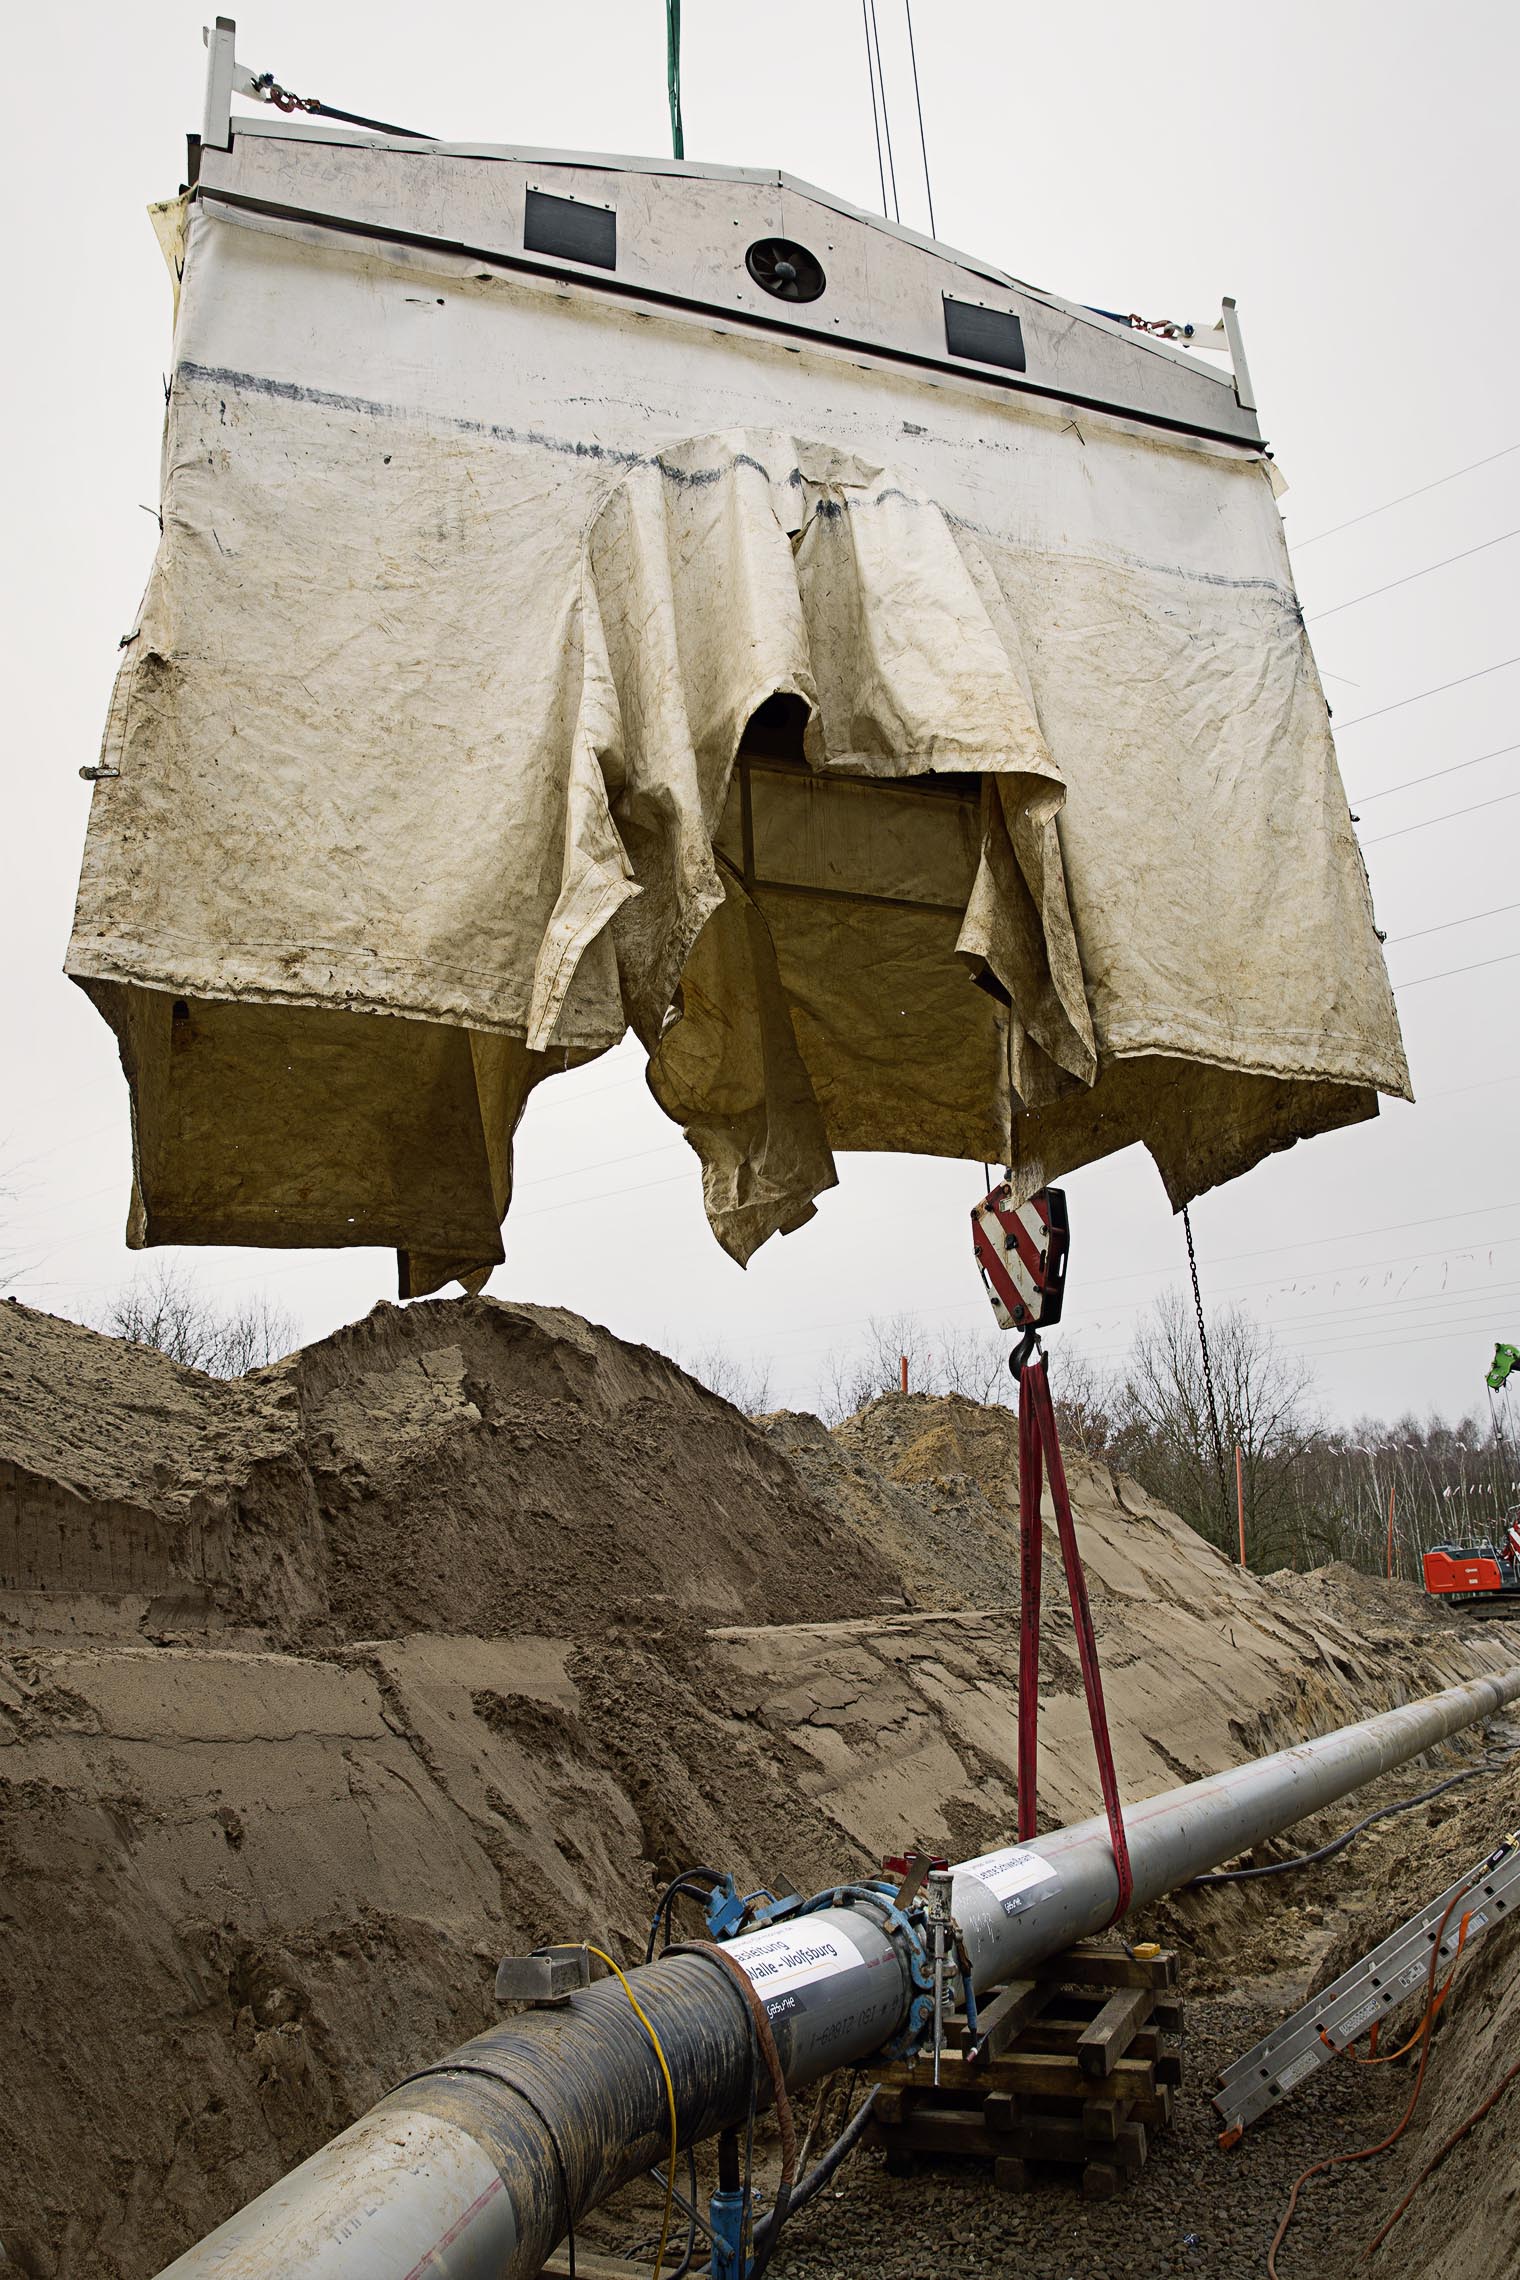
1266, 1881, 1477, 2279
1363, 784, 1520, 846
1186, 1761, 1496, 1885
903, 0, 936, 236
1333, 655, 1520, 729
1386, 900, 1520, 944
752, 2084, 880, 2247
1305, 527, 1520, 622
1293, 441, 1520, 548
1365, 2050, 1520, 2256
1349, 738, 1520, 806
666, 1942, 797, 2279
1394, 947, 1520, 992
581, 1946, 678, 2280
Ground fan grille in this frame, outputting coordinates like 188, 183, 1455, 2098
745, 237, 827, 304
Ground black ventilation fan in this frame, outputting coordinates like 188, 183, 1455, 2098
745, 237, 827, 304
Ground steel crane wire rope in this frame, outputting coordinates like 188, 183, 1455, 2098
866, 0, 902, 220
860, 0, 891, 215
1304, 525, 1520, 621
1182, 1205, 1231, 1506
237, 66, 433, 138
1265, 1878, 1482, 2279
903, 0, 936, 235
1331, 654, 1520, 730
581, 1944, 680, 2279
1293, 440, 1520, 548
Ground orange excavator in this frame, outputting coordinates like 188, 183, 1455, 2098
1421, 1343, 1520, 1610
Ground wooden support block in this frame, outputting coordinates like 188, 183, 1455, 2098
1156, 2053, 1184, 2089
984, 2052, 1160, 2104
963, 1978, 1051, 2062
1082, 2161, 1121, 2201
1078, 1986, 1156, 2077
539, 2255, 685, 2279
1152, 1999, 1185, 2034
1036, 1946, 1177, 1992
1082, 2098, 1119, 2143
873, 2087, 908, 2127
892, 2108, 1001, 2158
983, 2090, 1016, 2133
1127, 2084, 1174, 2128
993, 2153, 1031, 2193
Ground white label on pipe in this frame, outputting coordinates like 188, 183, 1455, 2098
726, 1920, 869, 2015
959, 1844, 1061, 1917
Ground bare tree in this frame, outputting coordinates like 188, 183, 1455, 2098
815, 1312, 1014, 1422
1111, 1291, 1318, 1566
1048, 1346, 1123, 1461
678, 1343, 774, 1415
95, 1262, 296, 1377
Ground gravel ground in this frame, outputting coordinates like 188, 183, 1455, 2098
586, 1740, 1518, 2280
771, 1991, 1407, 2280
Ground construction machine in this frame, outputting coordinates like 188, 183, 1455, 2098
1422, 1513, 1520, 1609
1421, 1342, 1520, 1609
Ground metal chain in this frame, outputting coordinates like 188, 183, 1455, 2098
1183, 1206, 1230, 1499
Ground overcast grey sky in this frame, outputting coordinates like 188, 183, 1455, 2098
3, 0, 1517, 1426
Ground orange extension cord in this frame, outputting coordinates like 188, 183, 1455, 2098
1266, 1884, 1474, 2279
1363, 2049, 1520, 2257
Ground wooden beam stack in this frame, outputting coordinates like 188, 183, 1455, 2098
865, 1943, 1183, 2201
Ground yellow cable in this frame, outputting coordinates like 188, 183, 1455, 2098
583, 1944, 678, 2278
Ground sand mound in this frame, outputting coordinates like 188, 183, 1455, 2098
2, 1306, 1515, 2279
0, 1294, 901, 1646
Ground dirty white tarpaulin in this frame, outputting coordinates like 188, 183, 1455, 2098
67, 148, 1408, 1296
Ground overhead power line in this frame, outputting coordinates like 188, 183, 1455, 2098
1306, 527, 1520, 623
1350, 739, 1520, 806
1334, 655, 1520, 730
1393, 947, 1520, 993
1387, 900, 1520, 946
1293, 442, 1520, 549
1363, 783, 1520, 845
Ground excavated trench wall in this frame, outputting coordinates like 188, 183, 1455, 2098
0, 1294, 1512, 2279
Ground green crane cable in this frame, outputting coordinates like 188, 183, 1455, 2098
666, 0, 685, 160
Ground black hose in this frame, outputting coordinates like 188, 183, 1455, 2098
750, 2085, 880, 2258
647, 2145, 702, 2279
645, 1869, 728, 1963
1186, 1762, 1495, 1886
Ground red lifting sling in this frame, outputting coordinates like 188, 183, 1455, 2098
1015, 1346, 1134, 1923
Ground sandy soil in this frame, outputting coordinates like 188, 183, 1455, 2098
2, 1300, 1517, 2279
